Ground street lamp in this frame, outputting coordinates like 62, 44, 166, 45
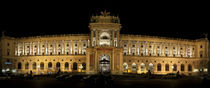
37, 65, 40, 75
126, 66, 128, 73
79, 64, 83, 72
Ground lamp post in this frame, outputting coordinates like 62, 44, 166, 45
37, 65, 40, 75
126, 66, 128, 73
79, 64, 83, 73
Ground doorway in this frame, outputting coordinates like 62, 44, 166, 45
99, 54, 110, 74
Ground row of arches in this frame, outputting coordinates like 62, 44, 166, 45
156, 63, 192, 72
17, 62, 86, 71
123, 63, 193, 73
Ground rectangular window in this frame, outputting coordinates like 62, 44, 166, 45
7, 52, 10, 56
200, 54, 203, 58
124, 52, 126, 55
115, 31, 117, 38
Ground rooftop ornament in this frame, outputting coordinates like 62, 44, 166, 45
100, 10, 110, 16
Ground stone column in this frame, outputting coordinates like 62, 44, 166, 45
22, 42, 24, 55
86, 50, 90, 74
117, 31, 120, 47
112, 31, 114, 46
91, 31, 93, 47
128, 40, 131, 55
70, 40, 72, 54
56, 41, 58, 55
137, 41, 139, 55
53, 40, 55, 55
119, 48, 123, 74
62, 40, 64, 55
45, 41, 47, 55
29, 42, 31, 55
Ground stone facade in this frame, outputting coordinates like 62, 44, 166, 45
0, 11, 209, 75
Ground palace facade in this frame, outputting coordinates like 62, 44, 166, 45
0, 11, 209, 75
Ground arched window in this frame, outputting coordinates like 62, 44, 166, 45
200, 51, 203, 58
149, 63, 153, 71
157, 63, 161, 71
173, 64, 177, 71
65, 62, 69, 70
188, 64, 192, 71
102, 36, 108, 39
33, 62, 36, 70
18, 62, 22, 69
48, 62, 52, 69
82, 63, 86, 70
141, 63, 145, 71
181, 64, 185, 71
73, 62, 77, 70
25, 62, 29, 69
40, 62, 44, 70
56, 62, 60, 70
165, 64, 169, 71
132, 63, 137, 71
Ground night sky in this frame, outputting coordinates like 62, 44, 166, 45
0, 1, 209, 40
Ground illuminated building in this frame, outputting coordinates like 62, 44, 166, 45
0, 11, 209, 75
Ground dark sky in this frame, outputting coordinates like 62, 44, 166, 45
0, 1, 209, 40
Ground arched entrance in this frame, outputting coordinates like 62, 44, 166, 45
99, 54, 110, 74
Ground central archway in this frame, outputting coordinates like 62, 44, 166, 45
99, 54, 110, 74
